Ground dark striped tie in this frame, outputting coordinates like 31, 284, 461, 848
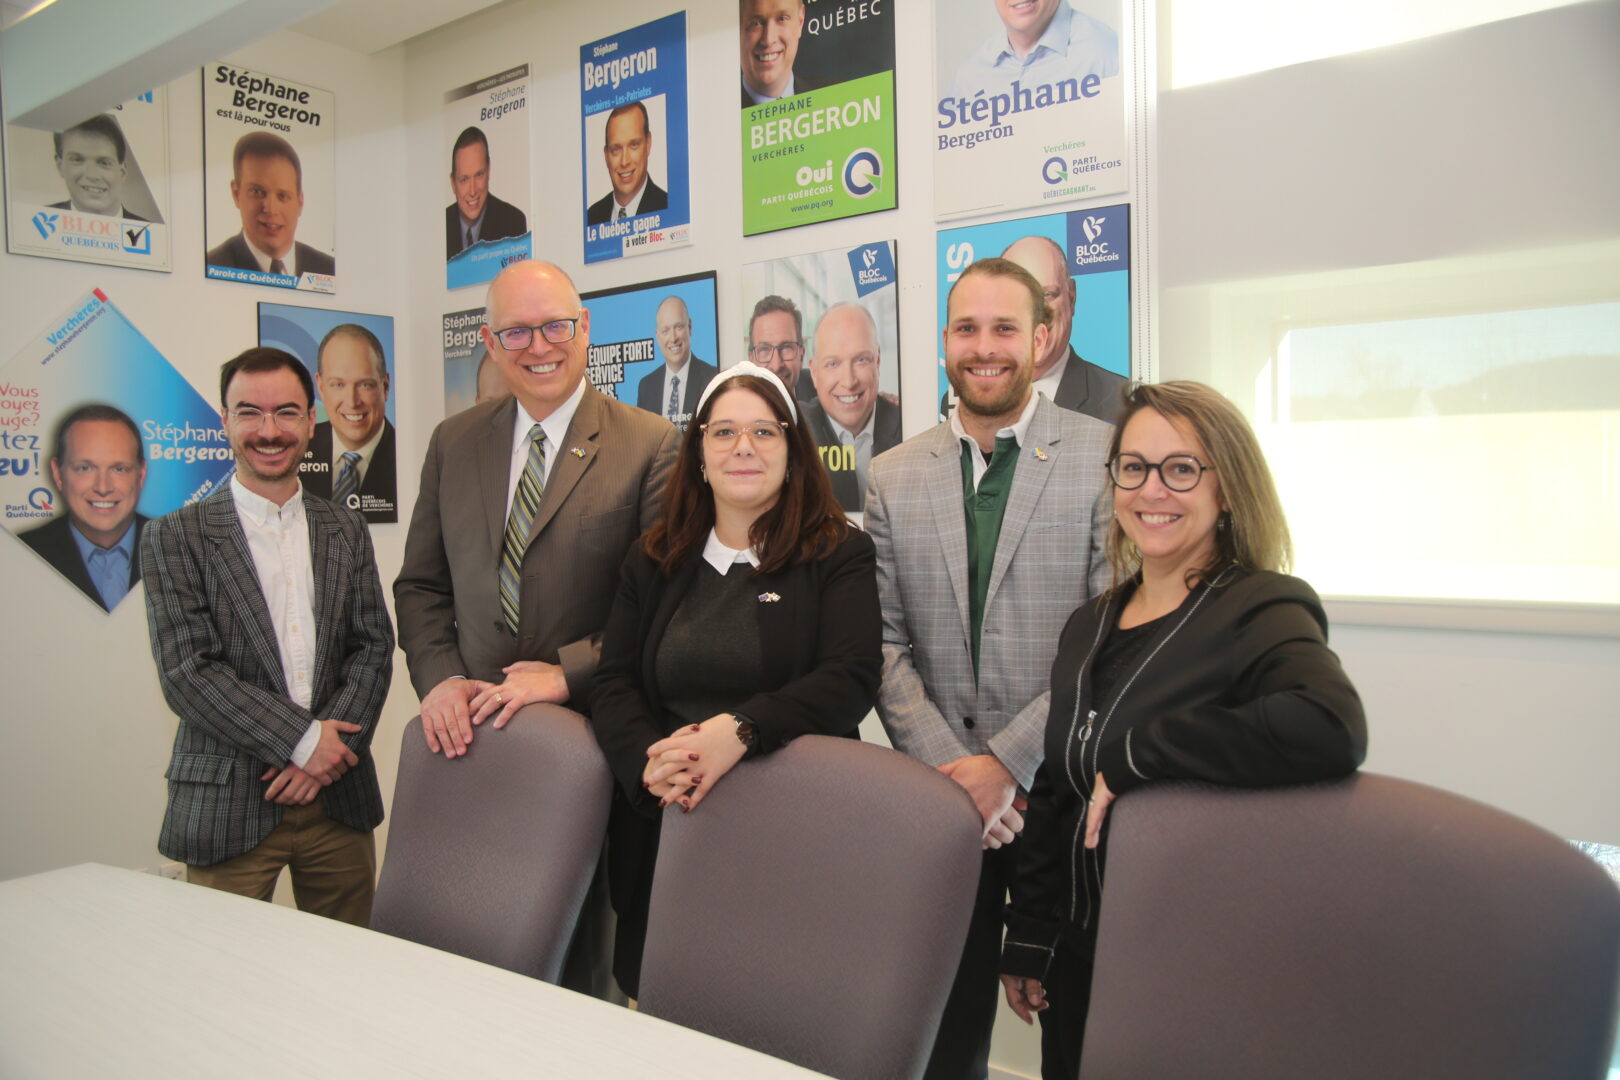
332, 451, 361, 508
500, 425, 545, 635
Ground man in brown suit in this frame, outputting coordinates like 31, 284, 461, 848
394, 260, 678, 996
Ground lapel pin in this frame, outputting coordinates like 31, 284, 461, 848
758, 592, 781, 603
1031, 447, 1049, 461
569, 447, 586, 458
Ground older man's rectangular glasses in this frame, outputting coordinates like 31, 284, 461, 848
701, 421, 790, 449
492, 318, 580, 350
1107, 453, 1213, 491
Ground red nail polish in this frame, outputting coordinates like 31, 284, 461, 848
690, 724, 701, 732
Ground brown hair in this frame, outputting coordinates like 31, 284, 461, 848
1103, 380, 1292, 591
947, 257, 1051, 331
643, 374, 848, 575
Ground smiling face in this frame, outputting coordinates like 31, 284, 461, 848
1003, 237, 1075, 381
318, 334, 389, 451
703, 387, 789, 523
603, 108, 651, 207
811, 305, 880, 434
55, 130, 125, 216
740, 0, 805, 99
230, 153, 303, 259
995, 0, 1063, 41
481, 261, 589, 421
451, 140, 489, 226
1113, 407, 1223, 578
750, 309, 802, 391
943, 270, 1048, 424
655, 297, 693, 371
50, 419, 145, 549
224, 366, 315, 500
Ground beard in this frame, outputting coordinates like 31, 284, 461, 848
948, 353, 1034, 420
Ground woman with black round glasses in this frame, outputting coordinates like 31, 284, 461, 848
589, 361, 880, 999
998, 381, 1368, 1079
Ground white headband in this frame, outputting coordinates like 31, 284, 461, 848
693, 360, 798, 424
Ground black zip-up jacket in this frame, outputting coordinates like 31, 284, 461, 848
1002, 567, 1368, 978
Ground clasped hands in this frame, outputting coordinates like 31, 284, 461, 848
641, 714, 747, 813
938, 753, 1028, 850
261, 718, 362, 805
419, 660, 569, 758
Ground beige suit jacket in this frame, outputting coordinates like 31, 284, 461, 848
395, 385, 679, 705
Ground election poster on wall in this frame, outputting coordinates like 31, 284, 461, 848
739, 239, 901, 511
740, 0, 896, 235
443, 306, 506, 417
580, 271, 718, 430
934, 0, 1126, 220
581, 13, 691, 264
202, 64, 336, 292
4, 89, 172, 273
936, 205, 1130, 421
1, 290, 235, 612
445, 65, 532, 289
257, 303, 397, 523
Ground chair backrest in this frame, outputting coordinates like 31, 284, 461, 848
1080, 773, 1620, 1080
637, 735, 983, 1080
370, 704, 612, 983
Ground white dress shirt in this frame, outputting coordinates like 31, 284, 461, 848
951, 389, 1040, 490
506, 378, 587, 516
611, 178, 649, 220
230, 477, 321, 766
330, 423, 385, 485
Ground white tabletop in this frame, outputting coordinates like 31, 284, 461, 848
0, 863, 828, 1079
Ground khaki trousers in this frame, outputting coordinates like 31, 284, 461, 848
186, 800, 376, 926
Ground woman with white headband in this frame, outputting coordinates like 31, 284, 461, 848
589, 360, 881, 998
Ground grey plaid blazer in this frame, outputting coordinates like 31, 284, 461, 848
143, 484, 393, 866
864, 396, 1113, 789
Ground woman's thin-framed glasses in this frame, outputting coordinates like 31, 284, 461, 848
1107, 452, 1213, 492
491, 318, 581, 350
701, 420, 790, 449
230, 406, 308, 429
748, 341, 804, 364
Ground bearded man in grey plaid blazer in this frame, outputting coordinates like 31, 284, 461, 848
864, 259, 1115, 1080
144, 348, 393, 926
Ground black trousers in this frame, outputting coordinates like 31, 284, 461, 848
1036, 937, 1096, 1080
922, 843, 1018, 1080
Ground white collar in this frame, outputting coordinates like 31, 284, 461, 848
511, 378, 588, 457
951, 388, 1040, 453
614, 177, 649, 217
702, 527, 760, 575
230, 475, 304, 524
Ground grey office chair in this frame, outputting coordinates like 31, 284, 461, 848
370, 704, 612, 983
1079, 773, 1620, 1080
638, 735, 983, 1080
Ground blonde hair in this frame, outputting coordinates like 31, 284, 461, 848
1103, 381, 1292, 592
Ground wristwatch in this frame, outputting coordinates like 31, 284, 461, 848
732, 713, 758, 751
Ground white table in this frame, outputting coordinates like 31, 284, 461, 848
0, 863, 828, 1078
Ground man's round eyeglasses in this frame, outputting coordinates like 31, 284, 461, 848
1107, 453, 1214, 492
492, 318, 580, 350
701, 421, 790, 449
748, 342, 804, 363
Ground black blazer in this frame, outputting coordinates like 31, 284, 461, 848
586, 178, 669, 225
20, 512, 147, 611
633, 356, 717, 422
589, 524, 879, 996
206, 232, 335, 276
741, 73, 822, 107
1003, 568, 1368, 977
800, 395, 903, 508
1050, 347, 1128, 425
302, 420, 397, 520
445, 192, 528, 259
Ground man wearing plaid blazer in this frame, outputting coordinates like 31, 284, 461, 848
864, 259, 1114, 1080
143, 347, 393, 926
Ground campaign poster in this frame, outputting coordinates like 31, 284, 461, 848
1, 290, 235, 612
580, 271, 718, 430
581, 14, 691, 264
257, 304, 397, 523
934, 0, 1126, 220
739, 239, 901, 511
445, 65, 533, 289
740, 0, 896, 235
443, 306, 506, 416
202, 64, 336, 292
936, 204, 1131, 419
4, 90, 171, 272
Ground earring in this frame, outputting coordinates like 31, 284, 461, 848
1217, 511, 1229, 532
784, 467, 792, 481
700, 464, 708, 484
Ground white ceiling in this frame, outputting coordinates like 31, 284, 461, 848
290, 0, 510, 55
